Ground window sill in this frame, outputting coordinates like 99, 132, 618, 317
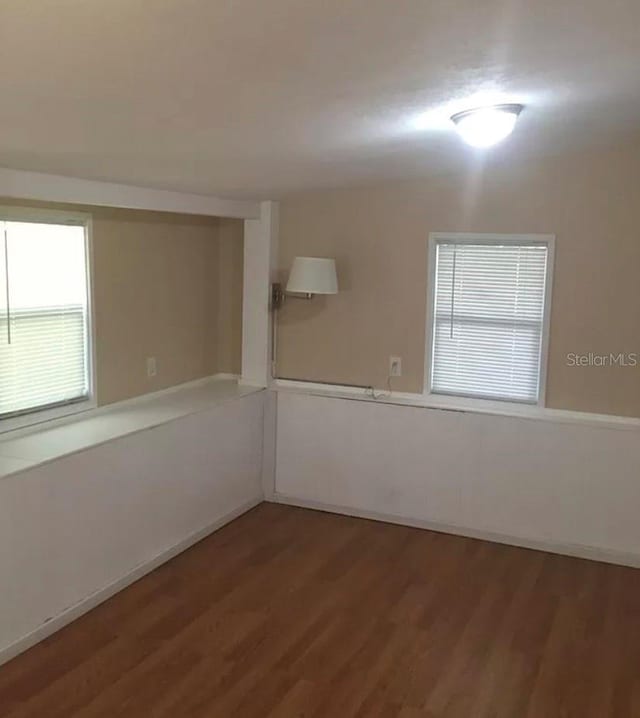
273, 379, 640, 432
0, 397, 98, 435
0, 376, 263, 481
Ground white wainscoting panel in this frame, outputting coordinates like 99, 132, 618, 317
275, 392, 640, 567
0, 391, 264, 664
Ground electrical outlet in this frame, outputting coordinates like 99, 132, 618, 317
146, 357, 157, 378
389, 356, 402, 377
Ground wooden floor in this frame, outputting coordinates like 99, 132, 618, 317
2, 503, 640, 717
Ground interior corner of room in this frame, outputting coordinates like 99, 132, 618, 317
1, 2, 639, 712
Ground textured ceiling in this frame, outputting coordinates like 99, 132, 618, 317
0, 0, 638, 198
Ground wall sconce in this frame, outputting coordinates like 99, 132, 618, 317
272, 256, 338, 309
271, 256, 339, 376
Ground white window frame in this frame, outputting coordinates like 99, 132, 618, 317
424, 232, 555, 411
0, 206, 97, 434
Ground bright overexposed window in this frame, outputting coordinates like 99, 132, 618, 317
427, 234, 553, 405
0, 210, 93, 429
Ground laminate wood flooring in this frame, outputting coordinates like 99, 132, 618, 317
2, 503, 639, 717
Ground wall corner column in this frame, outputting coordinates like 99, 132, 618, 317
240, 200, 279, 388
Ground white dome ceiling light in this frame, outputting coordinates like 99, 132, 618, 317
451, 104, 524, 148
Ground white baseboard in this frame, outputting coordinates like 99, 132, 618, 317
0, 496, 263, 667
270, 493, 640, 570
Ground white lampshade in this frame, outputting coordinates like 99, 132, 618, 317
286, 257, 338, 295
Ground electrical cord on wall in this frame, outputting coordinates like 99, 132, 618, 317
366, 373, 393, 400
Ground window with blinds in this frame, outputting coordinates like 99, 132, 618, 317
0, 215, 92, 425
428, 235, 552, 404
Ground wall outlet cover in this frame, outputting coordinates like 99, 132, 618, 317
389, 356, 402, 377
146, 357, 157, 378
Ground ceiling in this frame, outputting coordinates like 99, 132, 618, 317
0, 0, 638, 199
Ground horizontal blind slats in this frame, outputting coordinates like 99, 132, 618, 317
431, 240, 548, 403
0, 220, 89, 419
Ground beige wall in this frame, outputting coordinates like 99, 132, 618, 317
1, 200, 244, 406
214, 219, 245, 375
277, 138, 640, 418
91, 208, 243, 404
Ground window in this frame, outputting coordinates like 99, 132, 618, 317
0, 208, 94, 431
426, 233, 554, 405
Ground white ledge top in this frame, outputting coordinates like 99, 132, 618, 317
273, 379, 640, 432
0, 377, 263, 480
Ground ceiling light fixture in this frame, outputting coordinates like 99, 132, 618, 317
451, 104, 523, 148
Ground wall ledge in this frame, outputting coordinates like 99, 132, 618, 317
273, 379, 640, 432
0, 375, 263, 480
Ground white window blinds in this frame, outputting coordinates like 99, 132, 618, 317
0, 219, 90, 420
430, 238, 550, 403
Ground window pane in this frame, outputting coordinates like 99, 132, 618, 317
0, 221, 89, 418
430, 240, 549, 403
